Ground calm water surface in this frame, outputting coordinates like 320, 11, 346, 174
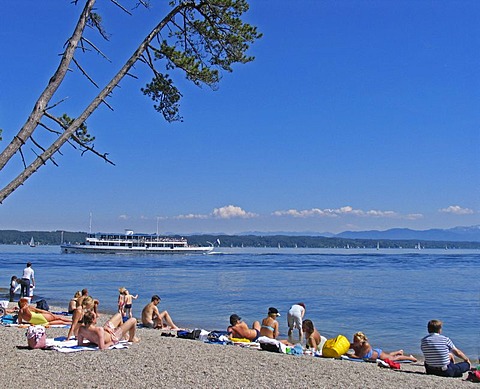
1, 245, 479, 358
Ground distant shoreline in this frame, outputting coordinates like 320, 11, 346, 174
1, 229, 479, 249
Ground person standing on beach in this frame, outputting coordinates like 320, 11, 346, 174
421, 319, 471, 377
20, 262, 35, 298
141, 295, 179, 329
287, 303, 306, 340
123, 289, 138, 319
118, 287, 126, 316
9, 276, 19, 302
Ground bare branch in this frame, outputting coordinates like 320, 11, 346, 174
72, 57, 99, 88
0, 0, 96, 172
45, 97, 69, 111
110, 0, 132, 15
81, 37, 111, 62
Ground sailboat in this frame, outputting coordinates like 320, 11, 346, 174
29, 237, 36, 247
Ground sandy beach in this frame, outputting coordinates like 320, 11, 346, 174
0, 305, 476, 389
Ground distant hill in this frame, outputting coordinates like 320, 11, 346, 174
336, 225, 480, 242
0, 226, 479, 249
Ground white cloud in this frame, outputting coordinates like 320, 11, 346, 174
212, 205, 258, 219
439, 205, 474, 215
175, 213, 209, 220
405, 213, 424, 220
273, 206, 402, 219
118, 214, 129, 220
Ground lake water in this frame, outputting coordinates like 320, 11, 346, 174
1, 245, 479, 358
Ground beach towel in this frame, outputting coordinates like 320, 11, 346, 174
258, 336, 287, 353
46, 338, 129, 353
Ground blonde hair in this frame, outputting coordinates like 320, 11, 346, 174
119, 287, 127, 294
82, 296, 95, 309
74, 290, 81, 298
353, 331, 368, 342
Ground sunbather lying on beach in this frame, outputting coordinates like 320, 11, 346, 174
77, 311, 139, 350
17, 298, 72, 326
348, 331, 417, 362
67, 295, 99, 339
228, 314, 261, 341
141, 295, 179, 329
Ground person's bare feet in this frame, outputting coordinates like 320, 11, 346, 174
130, 336, 140, 343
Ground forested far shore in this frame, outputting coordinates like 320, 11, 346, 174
0, 230, 479, 249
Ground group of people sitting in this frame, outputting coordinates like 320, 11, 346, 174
12, 291, 473, 377
227, 304, 471, 379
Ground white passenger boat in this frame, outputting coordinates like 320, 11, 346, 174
60, 230, 214, 254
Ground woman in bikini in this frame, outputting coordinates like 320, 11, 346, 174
66, 295, 99, 339
260, 307, 281, 339
68, 290, 81, 314
302, 319, 323, 351
349, 331, 417, 362
17, 298, 72, 326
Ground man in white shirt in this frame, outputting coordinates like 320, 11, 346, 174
20, 262, 35, 298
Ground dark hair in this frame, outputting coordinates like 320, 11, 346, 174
297, 302, 306, 309
302, 319, 314, 333
428, 319, 442, 333
26, 262, 32, 267
11, 275, 17, 281
151, 295, 161, 302
81, 288, 88, 295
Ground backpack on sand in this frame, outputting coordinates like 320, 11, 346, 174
26, 325, 47, 349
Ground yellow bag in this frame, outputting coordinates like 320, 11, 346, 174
322, 335, 350, 358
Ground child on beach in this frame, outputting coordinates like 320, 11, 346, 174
349, 331, 417, 362
118, 287, 126, 316
9, 276, 19, 302
123, 289, 138, 318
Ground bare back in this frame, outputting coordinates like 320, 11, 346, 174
141, 302, 158, 325
77, 325, 112, 350
228, 322, 257, 340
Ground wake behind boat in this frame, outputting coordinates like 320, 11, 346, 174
60, 230, 214, 254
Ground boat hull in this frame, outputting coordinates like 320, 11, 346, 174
60, 244, 213, 255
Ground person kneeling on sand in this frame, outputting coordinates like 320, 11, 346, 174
348, 331, 417, 362
77, 310, 139, 350
228, 314, 261, 341
141, 295, 179, 329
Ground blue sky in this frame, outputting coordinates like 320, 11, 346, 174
0, 0, 478, 235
